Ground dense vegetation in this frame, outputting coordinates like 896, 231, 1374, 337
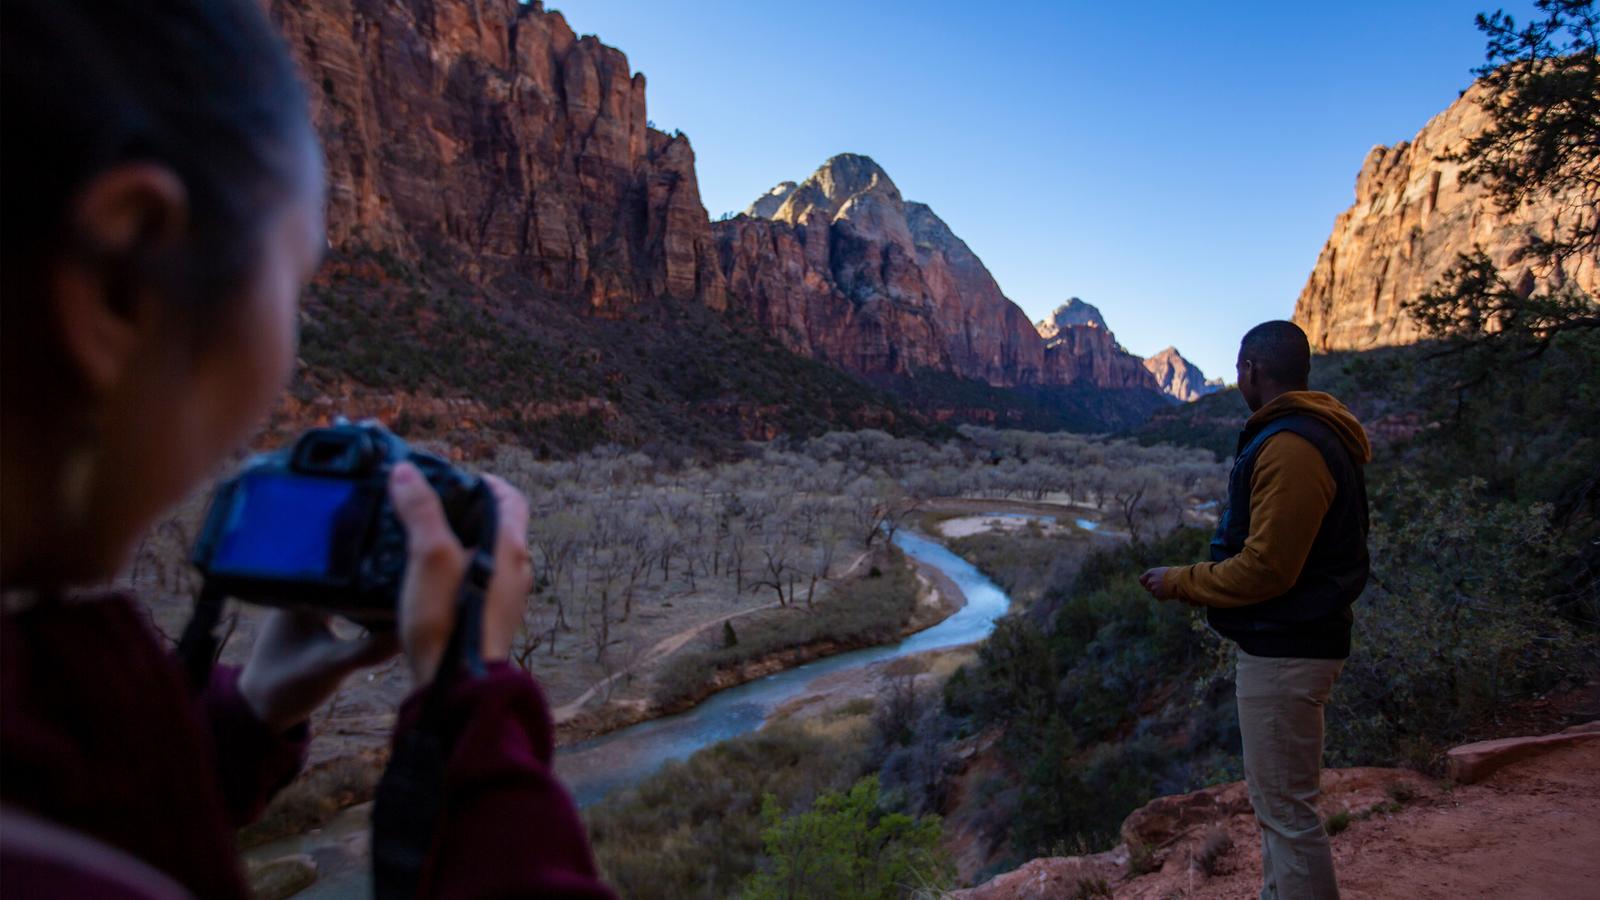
940, 527, 1237, 865
872, 371, 1172, 433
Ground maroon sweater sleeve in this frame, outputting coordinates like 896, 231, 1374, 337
198, 665, 310, 827
395, 663, 617, 900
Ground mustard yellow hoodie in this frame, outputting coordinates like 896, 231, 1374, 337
1170, 391, 1372, 608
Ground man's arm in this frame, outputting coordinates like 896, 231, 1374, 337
1166, 432, 1335, 607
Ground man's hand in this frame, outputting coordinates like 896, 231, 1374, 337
1139, 566, 1181, 602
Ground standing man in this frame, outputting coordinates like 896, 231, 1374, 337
1139, 320, 1370, 900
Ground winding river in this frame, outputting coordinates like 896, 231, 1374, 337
554, 529, 1013, 807
250, 526, 1019, 897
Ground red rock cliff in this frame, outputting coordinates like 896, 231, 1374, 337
1291, 82, 1597, 352
267, 0, 726, 311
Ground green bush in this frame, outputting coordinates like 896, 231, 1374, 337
942, 528, 1235, 857
587, 724, 870, 900
740, 776, 951, 900
1329, 476, 1585, 767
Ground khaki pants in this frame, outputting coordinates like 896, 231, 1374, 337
1236, 650, 1344, 900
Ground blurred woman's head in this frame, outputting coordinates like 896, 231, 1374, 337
1, 0, 326, 588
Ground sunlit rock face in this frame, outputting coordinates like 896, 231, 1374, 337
1034, 299, 1166, 391
1291, 82, 1598, 352
1143, 346, 1221, 402
269, 0, 726, 311
717, 155, 1160, 391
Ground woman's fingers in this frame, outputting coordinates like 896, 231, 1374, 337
481, 474, 533, 662
484, 473, 533, 590
390, 462, 467, 683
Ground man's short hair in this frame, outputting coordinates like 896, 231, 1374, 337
1239, 321, 1311, 386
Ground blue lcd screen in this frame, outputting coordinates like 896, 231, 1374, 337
210, 472, 371, 580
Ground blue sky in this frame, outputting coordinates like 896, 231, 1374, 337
554, 0, 1527, 379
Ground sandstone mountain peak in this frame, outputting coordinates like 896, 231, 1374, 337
1292, 81, 1598, 351
749, 153, 914, 248
1143, 346, 1220, 403
1035, 298, 1109, 340
715, 156, 1164, 417
746, 180, 798, 218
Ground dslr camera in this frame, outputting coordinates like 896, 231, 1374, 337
190, 421, 493, 624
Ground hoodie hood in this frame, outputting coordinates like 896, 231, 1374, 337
1247, 391, 1372, 464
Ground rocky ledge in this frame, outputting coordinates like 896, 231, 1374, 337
956, 721, 1600, 899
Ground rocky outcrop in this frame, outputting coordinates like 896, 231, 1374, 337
1035, 297, 1108, 334
1291, 82, 1598, 352
1035, 300, 1166, 392
953, 723, 1600, 899
1446, 720, 1600, 784
1143, 346, 1221, 402
716, 156, 1162, 394
268, 0, 725, 312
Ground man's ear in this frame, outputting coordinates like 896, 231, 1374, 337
51, 163, 189, 394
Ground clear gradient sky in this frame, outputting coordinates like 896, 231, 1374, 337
554, 0, 1531, 379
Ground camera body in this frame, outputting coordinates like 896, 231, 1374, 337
191, 421, 492, 624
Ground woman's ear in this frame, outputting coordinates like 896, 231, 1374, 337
51, 163, 189, 394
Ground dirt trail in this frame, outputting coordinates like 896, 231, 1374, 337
551, 549, 875, 723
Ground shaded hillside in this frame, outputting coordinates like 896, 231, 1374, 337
274, 248, 943, 455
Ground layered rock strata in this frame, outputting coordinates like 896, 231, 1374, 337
268, 0, 726, 311
1292, 82, 1598, 351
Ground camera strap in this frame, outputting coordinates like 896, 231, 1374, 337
372, 498, 497, 900
175, 585, 227, 692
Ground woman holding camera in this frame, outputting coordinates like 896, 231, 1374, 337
0, 1, 613, 897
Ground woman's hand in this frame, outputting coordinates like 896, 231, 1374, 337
388, 462, 533, 686
237, 611, 398, 734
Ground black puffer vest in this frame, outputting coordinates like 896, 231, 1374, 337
1206, 413, 1369, 659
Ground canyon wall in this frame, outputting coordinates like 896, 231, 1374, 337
268, 0, 725, 311
1292, 82, 1597, 352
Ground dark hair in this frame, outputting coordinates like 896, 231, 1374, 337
1239, 320, 1311, 386
1, 0, 314, 341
